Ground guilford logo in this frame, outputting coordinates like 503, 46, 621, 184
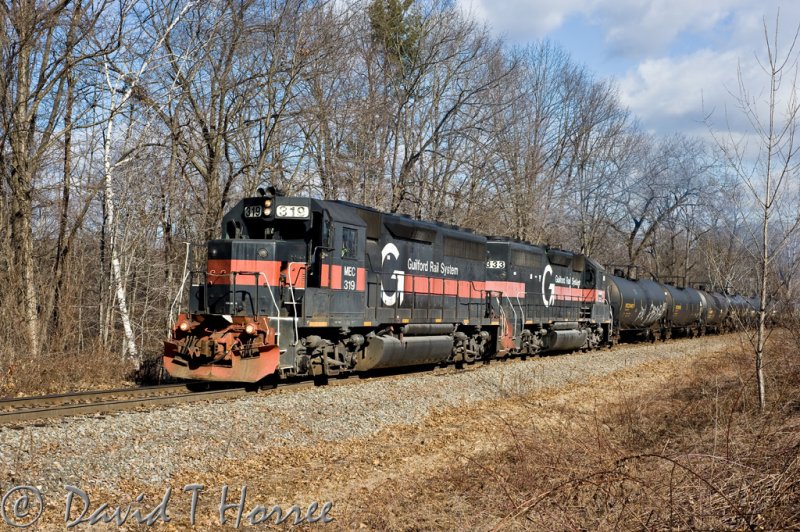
380, 243, 405, 307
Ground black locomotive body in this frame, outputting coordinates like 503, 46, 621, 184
485, 239, 611, 354
164, 192, 615, 382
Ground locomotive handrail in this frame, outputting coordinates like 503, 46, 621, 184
516, 294, 525, 327
495, 296, 507, 335
286, 262, 306, 345
194, 270, 282, 320
287, 262, 307, 288
505, 295, 518, 338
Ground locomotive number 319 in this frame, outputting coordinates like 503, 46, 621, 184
276, 205, 310, 218
244, 205, 262, 218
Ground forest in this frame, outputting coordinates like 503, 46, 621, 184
0, 0, 796, 393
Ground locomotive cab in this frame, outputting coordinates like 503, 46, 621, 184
166, 191, 375, 383
189, 194, 314, 316
165, 192, 320, 382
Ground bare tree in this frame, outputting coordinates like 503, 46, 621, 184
0, 0, 106, 354
488, 42, 581, 243
695, 175, 755, 291
297, 4, 363, 200
156, 0, 319, 239
363, 0, 514, 215
610, 134, 710, 269
563, 77, 633, 256
709, 15, 800, 411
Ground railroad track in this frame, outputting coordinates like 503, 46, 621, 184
0, 384, 258, 425
0, 362, 463, 425
0, 354, 601, 425
0, 377, 356, 425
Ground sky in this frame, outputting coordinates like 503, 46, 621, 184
456, 0, 800, 140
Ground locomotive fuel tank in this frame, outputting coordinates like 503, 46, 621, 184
607, 276, 669, 330
543, 329, 588, 351
356, 334, 454, 371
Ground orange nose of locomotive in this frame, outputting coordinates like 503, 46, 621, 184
163, 315, 280, 383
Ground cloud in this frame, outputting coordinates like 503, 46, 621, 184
459, 0, 800, 138
618, 4, 800, 135
456, 0, 592, 40
595, 0, 751, 58
457, 0, 799, 59
618, 50, 739, 135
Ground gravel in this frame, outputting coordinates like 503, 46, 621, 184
0, 336, 733, 500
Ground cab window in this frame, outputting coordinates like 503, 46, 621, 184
342, 227, 358, 259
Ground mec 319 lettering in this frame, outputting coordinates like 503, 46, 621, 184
343, 266, 357, 290
243, 205, 262, 218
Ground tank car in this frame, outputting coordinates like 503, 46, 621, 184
663, 284, 705, 337
698, 289, 728, 333
607, 273, 670, 341
725, 294, 756, 328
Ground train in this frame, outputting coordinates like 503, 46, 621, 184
163, 189, 759, 383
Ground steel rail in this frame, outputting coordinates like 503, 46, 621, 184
0, 387, 250, 424
0, 377, 355, 425
0, 383, 192, 410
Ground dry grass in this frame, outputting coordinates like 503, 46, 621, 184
343, 333, 800, 530
0, 340, 135, 396
0, 249, 169, 397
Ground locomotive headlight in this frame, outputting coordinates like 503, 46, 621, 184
264, 198, 273, 208
179, 321, 191, 332
263, 208, 271, 216
245, 323, 257, 335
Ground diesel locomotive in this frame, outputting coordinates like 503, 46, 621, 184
163, 189, 758, 383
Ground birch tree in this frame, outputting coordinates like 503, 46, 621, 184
92, 0, 194, 368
